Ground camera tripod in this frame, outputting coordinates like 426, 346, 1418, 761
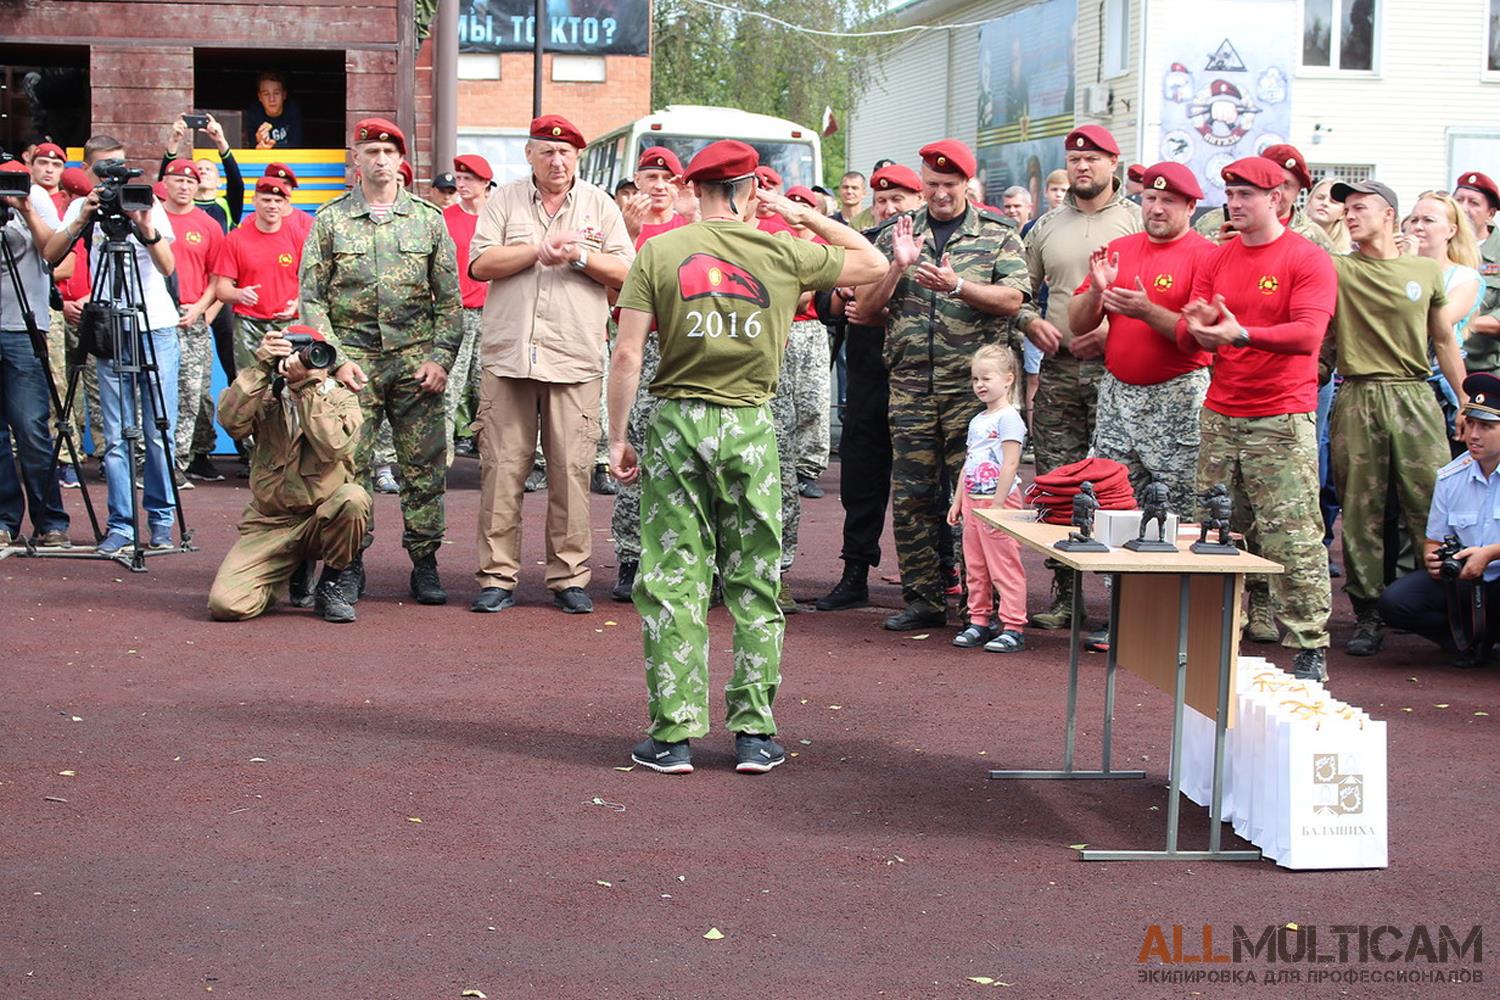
41, 219, 195, 570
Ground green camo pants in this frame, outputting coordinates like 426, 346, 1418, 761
1330, 378, 1448, 606
637, 398, 783, 743
1197, 407, 1330, 649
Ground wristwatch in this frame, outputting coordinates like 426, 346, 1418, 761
570, 248, 589, 271
1234, 326, 1251, 347
950, 276, 965, 298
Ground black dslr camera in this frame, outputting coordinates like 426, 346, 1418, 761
1435, 534, 1464, 580
91, 159, 155, 229
283, 332, 336, 371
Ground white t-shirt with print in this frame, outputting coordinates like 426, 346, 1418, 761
961, 404, 1026, 497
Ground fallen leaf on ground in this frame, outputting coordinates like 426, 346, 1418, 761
1401, 707, 1413, 713
1475, 712, 1489, 717
968, 977, 995, 985
1068, 844, 1088, 850
248, 757, 267, 763
43, 796, 67, 803
702, 927, 724, 940
407, 817, 422, 824
58, 770, 75, 777
596, 880, 612, 887
461, 991, 487, 998
1285, 922, 1299, 930
907, 634, 930, 640
614, 765, 635, 772
1434, 704, 1450, 709
604, 620, 618, 627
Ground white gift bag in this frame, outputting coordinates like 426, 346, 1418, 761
1178, 707, 1215, 807
1279, 716, 1388, 870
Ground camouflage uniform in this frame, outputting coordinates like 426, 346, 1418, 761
372, 416, 396, 467
46, 308, 86, 458
1193, 206, 1337, 253
1464, 227, 1500, 374
207, 361, 370, 620
1091, 368, 1210, 514
784, 317, 831, 480
874, 204, 1031, 614
298, 185, 463, 561
444, 305, 483, 464
1197, 408, 1331, 649
610, 330, 661, 560
770, 343, 802, 571
175, 314, 217, 470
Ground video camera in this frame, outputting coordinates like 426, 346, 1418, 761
1435, 534, 1464, 580
283, 332, 336, 371
91, 159, 155, 234
0, 170, 30, 198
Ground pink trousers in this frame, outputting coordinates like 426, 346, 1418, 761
961, 490, 1028, 630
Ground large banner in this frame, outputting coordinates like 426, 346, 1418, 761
459, 0, 650, 55
1141, 0, 1296, 207
974, 0, 1076, 208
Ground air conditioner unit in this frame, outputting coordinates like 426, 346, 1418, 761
1082, 84, 1111, 116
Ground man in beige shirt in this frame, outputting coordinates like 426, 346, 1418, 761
468, 114, 634, 615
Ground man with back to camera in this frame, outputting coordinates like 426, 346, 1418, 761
608, 139, 887, 775
1378, 373, 1500, 666
207, 325, 370, 623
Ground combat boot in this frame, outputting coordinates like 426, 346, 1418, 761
1346, 604, 1383, 657
1029, 570, 1075, 630
1244, 591, 1278, 643
777, 577, 801, 615
409, 553, 448, 605
339, 553, 366, 605
612, 560, 637, 602
288, 558, 317, 608
815, 561, 870, 611
315, 565, 357, 623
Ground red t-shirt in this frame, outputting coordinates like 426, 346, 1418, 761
794, 232, 830, 322
165, 206, 225, 305
634, 212, 689, 251
756, 214, 796, 237
212, 221, 305, 320
49, 191, 69, 217
56, 238, 91, 303
1074, 230, 1214, 386
444, 203, 487, 309
1175, 229, 1337, 417
283, 207, 313, 243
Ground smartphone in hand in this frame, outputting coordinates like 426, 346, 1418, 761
183, 113, 210, 130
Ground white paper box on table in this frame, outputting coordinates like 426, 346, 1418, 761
1095, 509, 1181, 547
1280, 717, 1388, 869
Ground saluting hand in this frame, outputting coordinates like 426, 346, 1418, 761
914, 253, 959, 294
611, 440, 640, 487
890, 215, 925, 269
1101, 277, 1151, 318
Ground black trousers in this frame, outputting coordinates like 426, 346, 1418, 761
838, 326, 892, 568
1377, 570, 1500, 648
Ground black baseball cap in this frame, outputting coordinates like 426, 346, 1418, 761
1331, 179, 1398, 216
870, 158, 896, 174
432, 171, 457, 191
614, 178, 637, 195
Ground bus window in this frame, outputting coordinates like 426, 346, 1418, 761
652, 135, 816, 189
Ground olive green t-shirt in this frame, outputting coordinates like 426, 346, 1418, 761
1327, 253, 1447, 378
617, 220, 845, 406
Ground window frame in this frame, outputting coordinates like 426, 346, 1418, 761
1483, 0, 1500, 81
1102, 0, 1131, 80
1297, 0, 1381, 78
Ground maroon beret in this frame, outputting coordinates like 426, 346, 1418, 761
1456, 171, 1500, 212
1141, 162, 1202, 201
397, 161, 414, 187
871, 164, 922, 194
61, 166, 92, 195
163, 158, 200, 182
255, 176, 292, 199
353, 117, 405, 155
33, 142, 66, 164
530, 114, 586, 149
1221, 157, 1284, 191
785, 185, 818, 207
636, 146, 683, 176
754, 164, 783, 190
682, 140, 760, 184
1260, 144, 1311, 191
263, 162, 299, 188
918, 139, 976, 179
1127, 163, 1145, 183
1064, 125, 1119, 156
453, 154, 494, 182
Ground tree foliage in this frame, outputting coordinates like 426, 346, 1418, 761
651, 0, 893, 183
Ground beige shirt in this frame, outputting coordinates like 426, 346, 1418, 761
1018, 182, 1143, 347
471, 175, 634, 382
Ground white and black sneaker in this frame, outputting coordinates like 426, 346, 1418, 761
734, 734, 786, 774
632, 737, 693, 774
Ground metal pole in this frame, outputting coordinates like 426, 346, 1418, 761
533, 0, 545, 117
433, 0, 458, 173
1165, 575, 1191, 854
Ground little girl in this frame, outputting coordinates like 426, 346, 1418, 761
947, 344, 1028, 652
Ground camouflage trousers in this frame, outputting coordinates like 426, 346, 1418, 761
637, 398, 783, 743
770, 343, 803, 572
785, 319, 831, 480
175, 316, 217, 469
206, 484, 371, 621
611, 331, 662, 561
443, 306, 483, 466
1033, 353, 1103, 475
889, 386, 971, 613
1330, 378, 1448, 606
1091, 367, 1210, 514
1197, 407, 1330, 649
232, 314, 278, 375
45, 309, 91, 461
347, 344, 448, 560
372, 418, 396, 467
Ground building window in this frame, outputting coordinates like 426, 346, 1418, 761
1103, 0, 1130, 78
1302, 0, 1376, 71
1489, 0, 1500, 74
1310, 163, 1374, 185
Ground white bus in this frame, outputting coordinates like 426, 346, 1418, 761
581, 105, 823, 194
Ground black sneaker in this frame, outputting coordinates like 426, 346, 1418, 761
186, 454, 224, 482
554, 586, 593, 614
315, 566, 357, 623
814, 562, 869, 611
1292, 648, 1328, 683
591, 465, 618, 495
470, 587, 517, 613
339, 554, 366, 605
734, 733, 786, 774
632, 737, 693, 774
797, 476, 824, 499
611, 560, 637, 602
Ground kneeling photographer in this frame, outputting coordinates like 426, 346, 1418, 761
207, 325, 370, 623
1378, 373, 1500, 666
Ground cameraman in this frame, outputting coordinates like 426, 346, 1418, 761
43, 135, 179, 555
207, 325, 369, 623
1378, 373, 1500, 664
0, 158, 70, 549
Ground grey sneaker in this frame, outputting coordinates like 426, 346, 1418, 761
632, 737, 693, 774
373, 467, 400, 494
734, 734, 786, 774
1292, 648, 1328, 683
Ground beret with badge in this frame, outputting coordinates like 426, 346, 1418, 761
353, 117, 405, 156
530, 114, 586, 149
918, 139, 976, 179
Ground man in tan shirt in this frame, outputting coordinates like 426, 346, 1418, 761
468, 114, 634, 615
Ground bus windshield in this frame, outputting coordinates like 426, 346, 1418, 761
650, 135, 818, 190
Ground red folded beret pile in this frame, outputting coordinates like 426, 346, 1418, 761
1024, 457, 1136, 525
